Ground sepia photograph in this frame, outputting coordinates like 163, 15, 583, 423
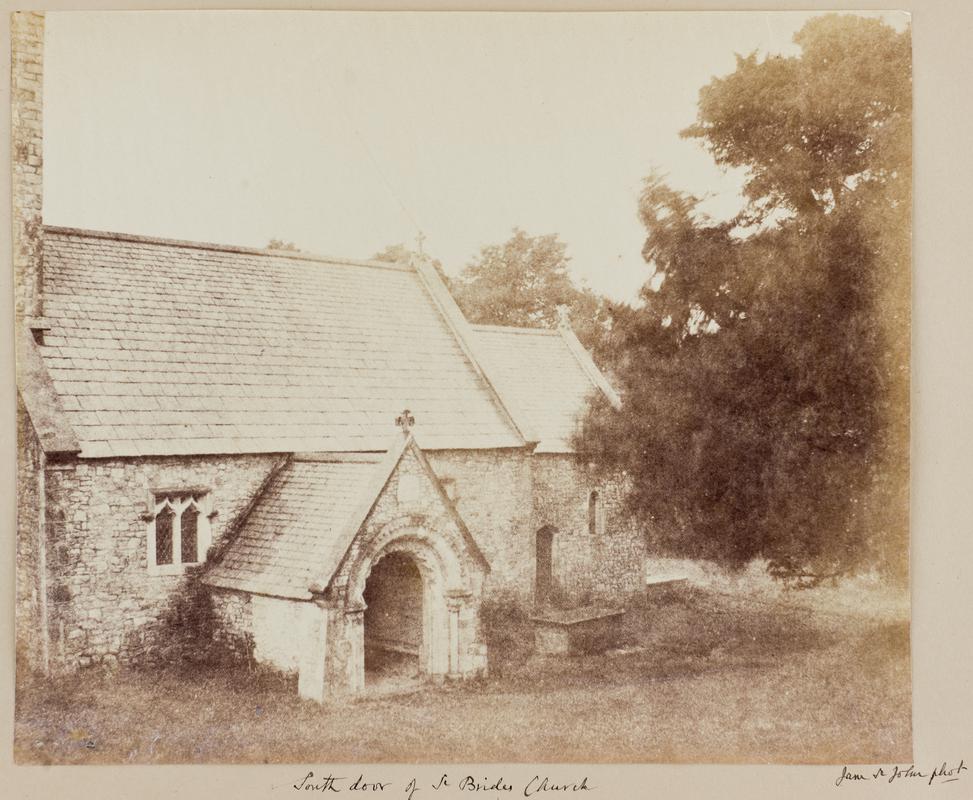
12, 8, 912, 768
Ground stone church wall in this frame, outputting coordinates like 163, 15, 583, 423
29, 442, 644, 676
425, 448, 535, 599
427, 448, 645, 607
41, 453, 282, 670
15, 398, 46, 671
531, 454, 645, 605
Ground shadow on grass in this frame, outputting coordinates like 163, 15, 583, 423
15, 585, 908, 764
470, 585, 846, 695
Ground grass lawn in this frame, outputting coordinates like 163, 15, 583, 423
14, 585, 911, 765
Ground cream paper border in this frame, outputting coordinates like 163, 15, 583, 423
2, 2, 969, 798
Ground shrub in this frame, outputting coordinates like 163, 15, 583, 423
478, 593, 534, 677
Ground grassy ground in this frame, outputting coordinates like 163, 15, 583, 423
14, 584, 911, 765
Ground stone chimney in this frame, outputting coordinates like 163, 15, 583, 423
11, 11, 45, 324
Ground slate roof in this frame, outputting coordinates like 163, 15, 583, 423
203, 434, 490, 600
204, 454, 380, 599
34, 227, 526, 457
470, 324, 620, 453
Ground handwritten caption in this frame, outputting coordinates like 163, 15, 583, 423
291, 773, 594, 799
835, 760, 966, 788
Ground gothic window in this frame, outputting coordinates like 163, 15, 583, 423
147, 492, 212, 574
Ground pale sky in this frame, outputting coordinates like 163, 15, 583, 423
42, 10, 906, 301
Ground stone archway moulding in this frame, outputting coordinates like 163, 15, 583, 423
341, 515, 476, 688
344, 515, 470, 608
298, 514, 485, 702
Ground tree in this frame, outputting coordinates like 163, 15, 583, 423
450, 228, 612, 354
372, 242, 452, 287
578, 14, 911, 585
266, 238, 301, 252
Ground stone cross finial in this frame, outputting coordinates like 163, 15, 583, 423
395, 409, 415, 434
415, 231, 426, 256
555, 304, 571, 328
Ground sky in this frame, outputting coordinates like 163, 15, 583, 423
42, 10, 906, 302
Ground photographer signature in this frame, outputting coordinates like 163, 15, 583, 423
835, 760, 966, 787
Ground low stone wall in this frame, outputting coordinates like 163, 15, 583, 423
532, 607, 626, 655
210, 587, 254, 663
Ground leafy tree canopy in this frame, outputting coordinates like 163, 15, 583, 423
372, 242, 452, 286
578, 14, 910, 585
683, 14, 911, 221
450, 228, 612, 354
266, 238, 300, 252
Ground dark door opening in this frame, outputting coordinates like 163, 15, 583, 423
363, 552, 423, 684
535, 526, 555, 607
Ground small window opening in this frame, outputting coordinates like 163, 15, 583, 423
441, 477, 458, 502
588, 490, 600, 536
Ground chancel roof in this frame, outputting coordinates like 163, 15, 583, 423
470, 324, 621, 453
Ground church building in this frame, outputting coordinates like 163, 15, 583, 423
13, 11, 645, 701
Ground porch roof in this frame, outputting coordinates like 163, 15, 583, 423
203, 432, 489, 601
470, 324, 621, 453
203, 454, 381, 600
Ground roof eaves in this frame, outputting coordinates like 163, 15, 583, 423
291, 452, 384, 463
15, 327, 81, 456
203, 574, 312, 601
469, 323, 561, 337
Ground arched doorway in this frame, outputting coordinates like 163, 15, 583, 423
363, 551, 423, 684
332, 518, 488, 697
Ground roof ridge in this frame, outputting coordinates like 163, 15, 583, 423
470, 323, 560, 336
556, 325, 622, 410
42, 225, 412, 272
410, 256, 538, 446
291, 452, 384, 463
